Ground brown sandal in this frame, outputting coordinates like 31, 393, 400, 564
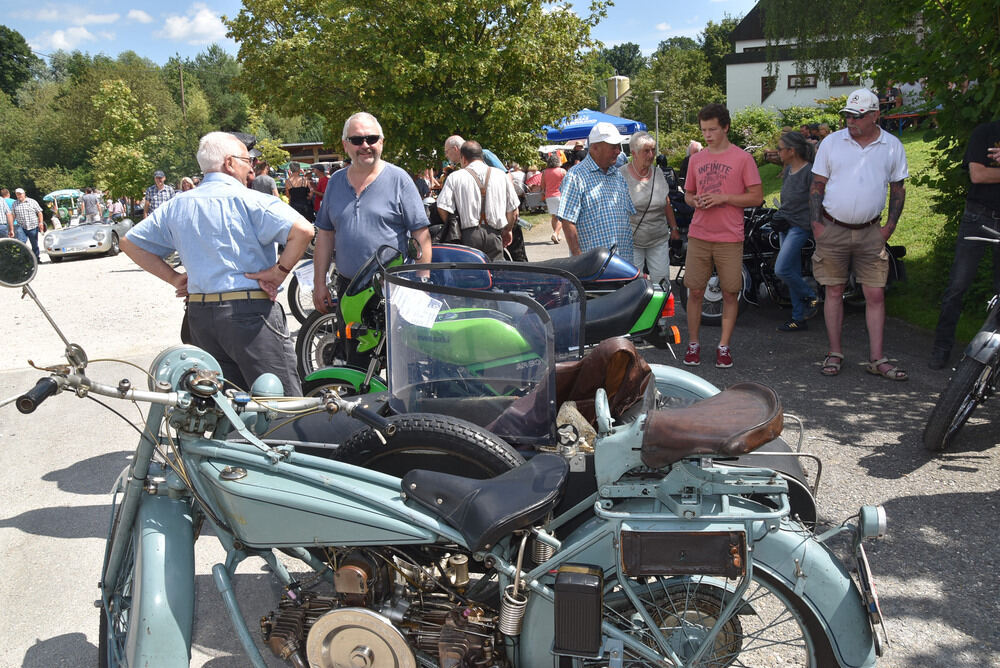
865, 357, 908, 381
821, 352, 844, 376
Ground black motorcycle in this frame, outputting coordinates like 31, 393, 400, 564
924, 226, 1000, 452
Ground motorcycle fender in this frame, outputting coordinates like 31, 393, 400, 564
650, 363, 720, 401
966, 312, 1000, 364
753, 525, 877, 668
303, 365, 388, 393
629, 292, 667, 335
126, 494, 195, 666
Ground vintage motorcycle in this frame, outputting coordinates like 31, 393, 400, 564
0, 236, 889, 668
923, 225, 1000, 452
674, 207, 907, 326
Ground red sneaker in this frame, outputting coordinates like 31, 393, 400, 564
716, 345, 734, 368
683, 342, 701, 366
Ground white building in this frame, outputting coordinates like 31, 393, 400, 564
724, 3, 871, 113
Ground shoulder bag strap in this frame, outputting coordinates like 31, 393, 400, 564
630, 166, 657, 234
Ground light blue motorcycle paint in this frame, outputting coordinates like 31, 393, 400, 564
650, 363, 721, 400
303, 364, 388, 393
125, 494, 195, 668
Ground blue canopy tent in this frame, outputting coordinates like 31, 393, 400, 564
543, 108, 647, 143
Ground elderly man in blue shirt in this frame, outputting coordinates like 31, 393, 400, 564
121, 131, 315, 395
557, 122, 636, 265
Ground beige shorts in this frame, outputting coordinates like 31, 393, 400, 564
684, 237, 744, 294
811, 223, 889, 288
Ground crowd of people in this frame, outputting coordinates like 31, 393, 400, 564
6, 85, 985, 391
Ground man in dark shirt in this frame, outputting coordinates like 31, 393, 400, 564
929, 121, 1000, 369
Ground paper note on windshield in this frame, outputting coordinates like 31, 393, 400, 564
394, 286, 443, 328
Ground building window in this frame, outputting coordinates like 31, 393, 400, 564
830, 72, 860, 87
788, 74, 817, 89
761, 76, 777, 102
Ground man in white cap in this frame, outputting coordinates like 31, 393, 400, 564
143, 169, 176, 218
810, 88, 909, 380
557, 121, 636, 263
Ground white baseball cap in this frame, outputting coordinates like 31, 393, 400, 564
14, 188, 25, 194
841, 89, 880, 115
588, 121, 626, 145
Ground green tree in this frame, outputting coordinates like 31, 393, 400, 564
701, 15, 740, 91
600, 42, 646, 78
0, 92, 30, 189
89, 80, 158, 200
658, 36, 699, 52
227, 0, 609, 169
0, 26, 41, 98
623, 46, 722, 133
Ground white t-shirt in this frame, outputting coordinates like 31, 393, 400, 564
812, 128, 908, 225
437, 161, 519, 230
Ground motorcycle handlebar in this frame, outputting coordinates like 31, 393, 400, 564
16, 377, 60, 414
345, 402, 397, 437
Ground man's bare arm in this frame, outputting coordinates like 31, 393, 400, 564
809, 174, 828, 236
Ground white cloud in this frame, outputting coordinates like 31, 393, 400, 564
31, 26, 97, 50
128, 9, 154, 24
655, 22, 670, 31
77, 13, 119, 25
157, 3, 228, 45
31, 7, 118, 25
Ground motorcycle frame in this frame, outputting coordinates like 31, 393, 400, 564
965, 294, 1000, 365
102, 369, 876, 668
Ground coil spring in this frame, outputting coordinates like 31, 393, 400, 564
498, 584, 528, 636
531, 537, 555, 564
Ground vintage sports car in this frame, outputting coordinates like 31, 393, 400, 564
42, 214, 134, 262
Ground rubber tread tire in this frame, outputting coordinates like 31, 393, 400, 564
333, 413, 524, 479
287, 275, 312, 325
295, 309, 342, 380
923, 356, 992, 452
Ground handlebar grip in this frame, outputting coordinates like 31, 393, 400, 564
348, 404, 397, 437
16, 377, 60, 414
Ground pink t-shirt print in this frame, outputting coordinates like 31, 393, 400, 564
686, 145, 761, 243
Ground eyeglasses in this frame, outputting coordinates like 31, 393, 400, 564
842, 111, 872, 120
229, 155, 253, 165
346, 135, 381, 146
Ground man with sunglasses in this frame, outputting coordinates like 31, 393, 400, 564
312, 112, 431, 364
122, 131, 314, 396
810, 88, 909, 380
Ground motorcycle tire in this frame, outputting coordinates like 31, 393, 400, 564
287, 274, 315, 325
98, 503, 136, 668
923, 355, 995, 452
296, 309, 343, 380
332, 413, 524, 479
601, 567, 837, 666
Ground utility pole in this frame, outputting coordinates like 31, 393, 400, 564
179, 60, 187, 121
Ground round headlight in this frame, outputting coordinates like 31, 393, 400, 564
93, 230, 105, 242
44, 235, 54, 249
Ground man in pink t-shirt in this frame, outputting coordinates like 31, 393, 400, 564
682, 103, 763, 369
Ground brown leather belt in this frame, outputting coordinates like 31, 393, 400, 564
823, 211, 880, 230
188, 290, 270, 303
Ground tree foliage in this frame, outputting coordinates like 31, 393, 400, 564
700, 16, 741, 92
90, 80, 158, 200
600, 42, 646, 78
623, 46, 722, 134
0, 26, 41, 99
228, 0, 609, 169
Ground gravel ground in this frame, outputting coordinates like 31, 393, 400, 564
1, 230, 998, 667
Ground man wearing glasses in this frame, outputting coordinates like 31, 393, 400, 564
810, 88, 909, 380
312, 112, 432, 364
121, 131, 314, 395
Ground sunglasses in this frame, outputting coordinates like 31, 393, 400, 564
347, 135, 381, 146
842, 111, 872, 120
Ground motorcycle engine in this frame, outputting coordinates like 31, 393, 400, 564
261, 547, 501, 667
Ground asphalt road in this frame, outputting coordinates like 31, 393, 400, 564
0, 229, 997, 667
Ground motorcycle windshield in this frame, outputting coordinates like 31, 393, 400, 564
384, 264, 586, 445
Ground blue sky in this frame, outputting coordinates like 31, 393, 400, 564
5, 0, 759, 65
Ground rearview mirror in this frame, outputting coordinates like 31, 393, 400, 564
0, 239, 38, 287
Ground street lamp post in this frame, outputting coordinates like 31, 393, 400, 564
652, 90, 664, 154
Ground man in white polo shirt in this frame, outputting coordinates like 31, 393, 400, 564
810, 88, 909, 380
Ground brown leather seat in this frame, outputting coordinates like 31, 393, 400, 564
640, 382, 783, 468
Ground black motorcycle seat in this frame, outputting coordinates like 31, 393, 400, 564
534, 247, 612, 279
402, 453, 568, 552
640, 382, 783, 468
580, 278, 655, 345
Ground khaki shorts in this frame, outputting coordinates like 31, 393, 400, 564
684, 237, 744, 294
811, 223, 889, 288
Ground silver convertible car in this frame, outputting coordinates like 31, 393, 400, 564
43, 217, 134, 262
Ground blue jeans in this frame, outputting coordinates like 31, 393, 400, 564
932, 205, 1000, 354
16, 226, 40, 259
775, 226, 817, 321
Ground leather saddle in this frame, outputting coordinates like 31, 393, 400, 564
640, 382, 783, 468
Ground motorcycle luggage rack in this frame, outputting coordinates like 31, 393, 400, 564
620, 530, 746, 579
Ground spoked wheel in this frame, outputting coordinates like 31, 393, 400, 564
301, 377, 362, 397
923, 356, 996, 452
286, 274, 315, 324
296, 309, 343, 379
677, 269, 748, 327
98, 505, 135, 668
108, 233, 121, 256
597, 569, 836, 667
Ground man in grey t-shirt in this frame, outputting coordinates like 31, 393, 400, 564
80, 187, 104, 222
251, 161, 279, 197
